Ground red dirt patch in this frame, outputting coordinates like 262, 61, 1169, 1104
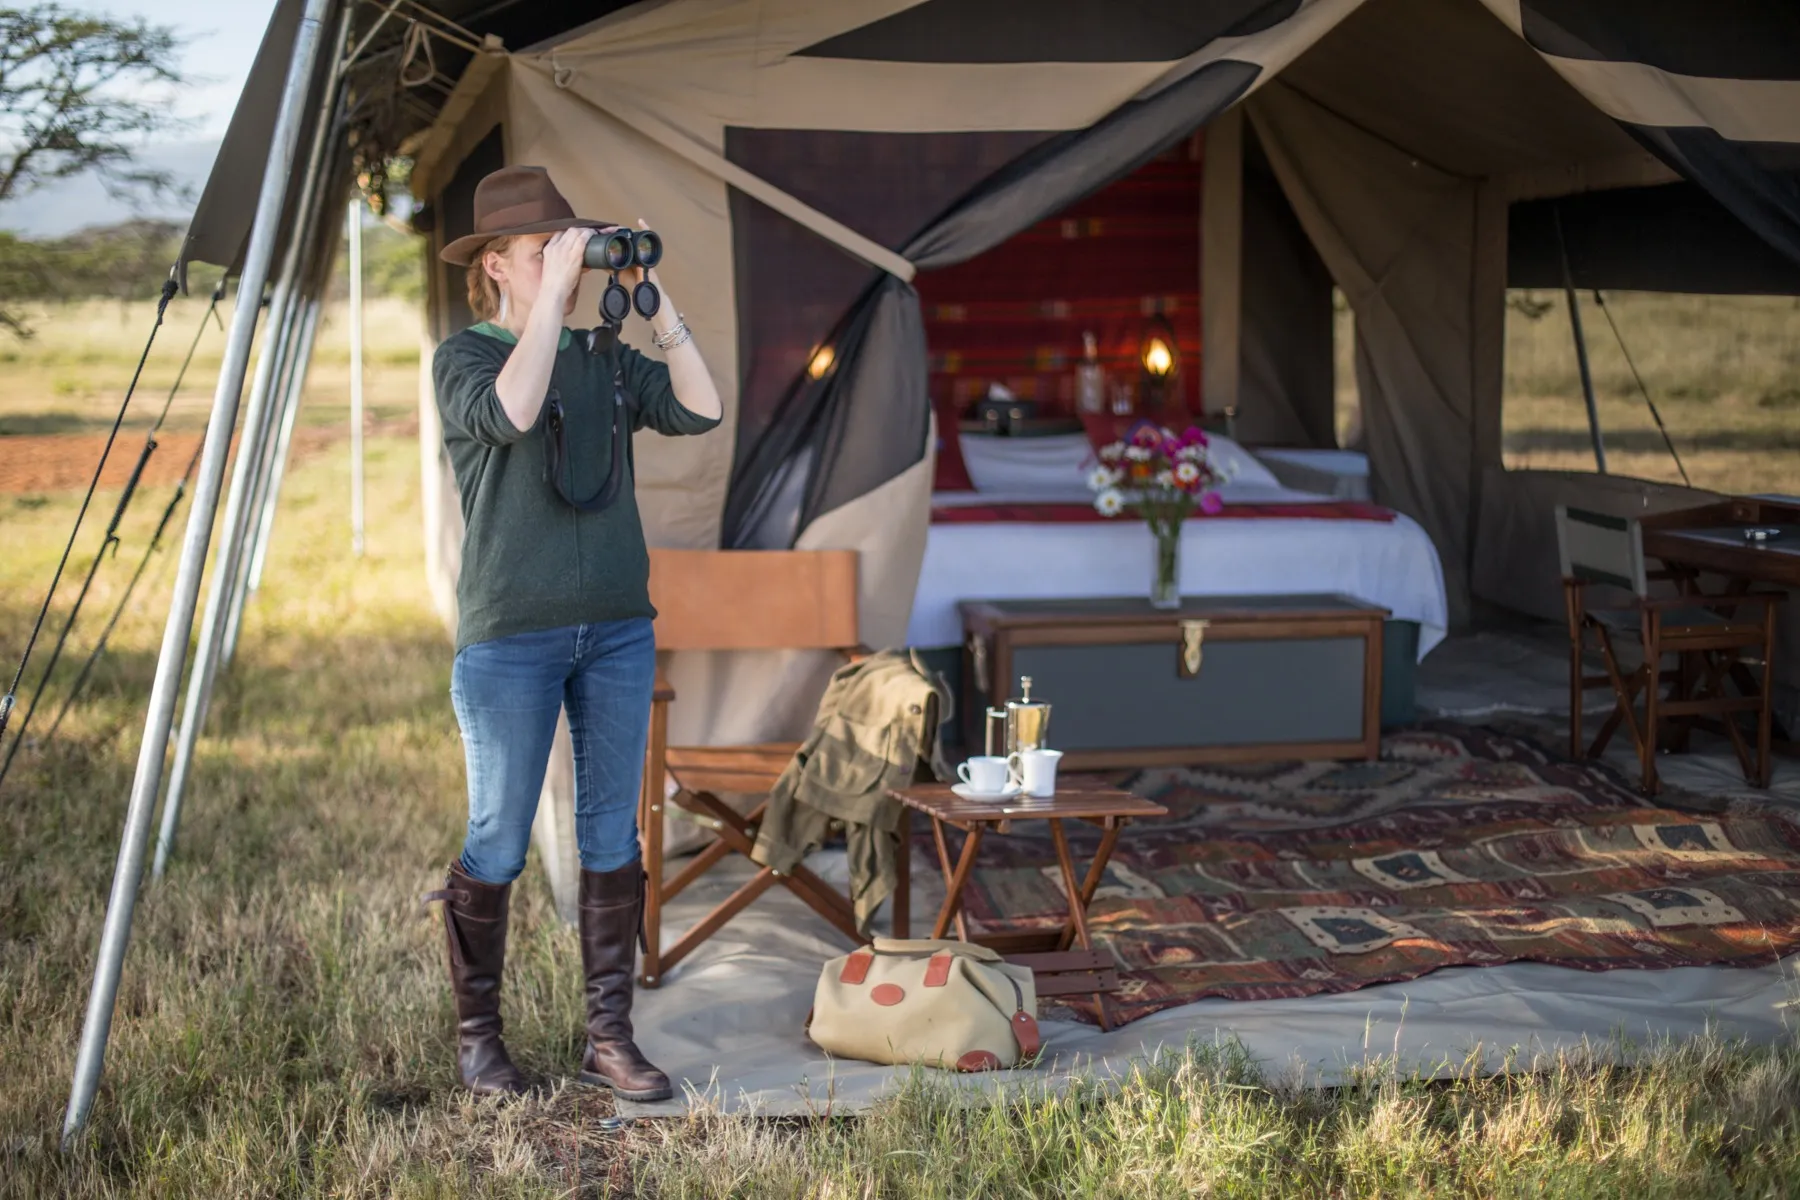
0, 417, 417, 494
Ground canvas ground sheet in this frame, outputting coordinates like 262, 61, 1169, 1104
944, 725, 1800, 1025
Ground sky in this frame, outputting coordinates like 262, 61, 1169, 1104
94, 0, 280, 141
0, 0, 281, 236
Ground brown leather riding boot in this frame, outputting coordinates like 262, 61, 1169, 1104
577, 863, 672, 1101
424, 861, 531, 1097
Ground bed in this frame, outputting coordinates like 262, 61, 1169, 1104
905, 432, 1449, 662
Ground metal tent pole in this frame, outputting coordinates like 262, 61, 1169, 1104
1554, 207, 1606, 474
235, 154, 347, 631
152, 268, 303, 873
60, 0, 334, 1147
221, 294, 314, 666
349, 197, 366, 557
242, 295, 322, 605
153, 12, 350, 878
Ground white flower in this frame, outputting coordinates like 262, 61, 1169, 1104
1098, 443, 1124, 462
1125, 446, 1152, 462
1094, 488, 1125, 517
1174, 461, 1200, 484
1087, 464, 1120, 491
1154, 469, 1175, 488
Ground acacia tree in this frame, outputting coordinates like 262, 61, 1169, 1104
0, 4, 187, 333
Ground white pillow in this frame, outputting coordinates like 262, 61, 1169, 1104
957, 428, 1283, 492
958, 432, 1094, 493
1201, 433, 1282, 488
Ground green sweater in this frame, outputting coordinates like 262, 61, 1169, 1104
431, 322, 720, 650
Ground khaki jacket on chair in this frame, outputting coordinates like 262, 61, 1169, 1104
750, 649, 951, 933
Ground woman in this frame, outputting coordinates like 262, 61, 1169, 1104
424, 165, 721, 1101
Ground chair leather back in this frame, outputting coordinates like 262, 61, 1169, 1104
1555, 504, 1648, 596
647, 548, 860, 652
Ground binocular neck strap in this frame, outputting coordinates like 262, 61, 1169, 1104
543, 365, 629, 514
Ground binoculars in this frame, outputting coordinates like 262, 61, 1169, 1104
584, 227, 663, 325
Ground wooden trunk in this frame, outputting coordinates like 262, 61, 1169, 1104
960, 594, 1387, 769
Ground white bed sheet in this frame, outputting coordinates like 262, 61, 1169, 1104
907, 484, 1449, 659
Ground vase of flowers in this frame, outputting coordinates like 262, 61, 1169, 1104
1087, 423, 1228, 610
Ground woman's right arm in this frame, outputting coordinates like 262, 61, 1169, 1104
492, 226, 595, 432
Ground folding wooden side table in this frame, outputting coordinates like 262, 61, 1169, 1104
887, 781, 1168, 1030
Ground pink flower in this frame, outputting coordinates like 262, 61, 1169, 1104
1199, 491, 1224, 515
1180, 426, 1209, 448
1160, 438, 1182, 460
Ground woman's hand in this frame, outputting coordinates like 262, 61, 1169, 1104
540, 226, 596, 304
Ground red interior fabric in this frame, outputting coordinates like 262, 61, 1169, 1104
929, 501, 1397, 525
916, 135, 1204, 436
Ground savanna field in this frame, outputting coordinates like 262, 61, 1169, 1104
2, 291, 1799, 1196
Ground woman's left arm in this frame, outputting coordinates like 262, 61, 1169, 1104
645, 276, 722, 423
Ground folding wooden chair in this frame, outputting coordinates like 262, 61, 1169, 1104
1556, 504, 1782, 793
637, 548, 881, 987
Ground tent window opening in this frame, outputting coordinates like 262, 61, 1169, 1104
1500, 288, 1800, 496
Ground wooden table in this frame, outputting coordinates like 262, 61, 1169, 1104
888, 781, 1168, 1029
1640, 497, 1800, 590
1640, 496, 1798, 749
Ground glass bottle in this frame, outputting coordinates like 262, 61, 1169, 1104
1075, 331, 1105, 415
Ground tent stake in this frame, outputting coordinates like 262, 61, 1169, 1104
60, 0, 334, 1148
1554, 207, 1606, 474
349, 196, 366, 557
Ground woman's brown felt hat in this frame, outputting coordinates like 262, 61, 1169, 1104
438, 165, 608, 265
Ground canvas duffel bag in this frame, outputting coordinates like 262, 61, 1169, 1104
807, 938, 1041, 1071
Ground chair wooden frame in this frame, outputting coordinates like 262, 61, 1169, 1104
637, 548, 875, 987
1556, 505, 1783, 793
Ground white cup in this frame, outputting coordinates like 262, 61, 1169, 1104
1007, 748, 1063, 798
957, 755, 1011, 794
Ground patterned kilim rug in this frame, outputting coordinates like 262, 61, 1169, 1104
933, 724, 1800, 1026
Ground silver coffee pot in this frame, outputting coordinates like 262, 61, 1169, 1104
1004, 676, 1051, 754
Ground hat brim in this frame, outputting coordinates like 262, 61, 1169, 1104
438, 216, 613, 266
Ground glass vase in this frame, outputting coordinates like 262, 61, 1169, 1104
1150, 522, 1181, 609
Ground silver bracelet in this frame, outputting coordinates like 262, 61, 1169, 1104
653, 315, 691, 350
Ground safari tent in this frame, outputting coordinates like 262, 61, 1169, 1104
62, 0, 1800, 1137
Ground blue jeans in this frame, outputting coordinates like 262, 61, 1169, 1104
450, 618, 655, 885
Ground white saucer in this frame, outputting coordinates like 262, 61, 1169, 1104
951, 781, 1023, 802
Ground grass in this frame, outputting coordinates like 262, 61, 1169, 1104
3, 298, 1800, 1195
0, 296, 423, 437
1333, 290, 1800, 496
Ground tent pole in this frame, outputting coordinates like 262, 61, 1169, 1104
243, 296, 322, 605
1554, 207, 1606, 474
60, 0, 334, 1148
152, 8, 350, 881
224, 293, 317, 665
224, 285, 309, 646
153, 273, 301, 871
349, 197, 366, 557
228, 254, 324, 660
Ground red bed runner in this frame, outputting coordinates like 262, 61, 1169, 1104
930, 500, 1397, 525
